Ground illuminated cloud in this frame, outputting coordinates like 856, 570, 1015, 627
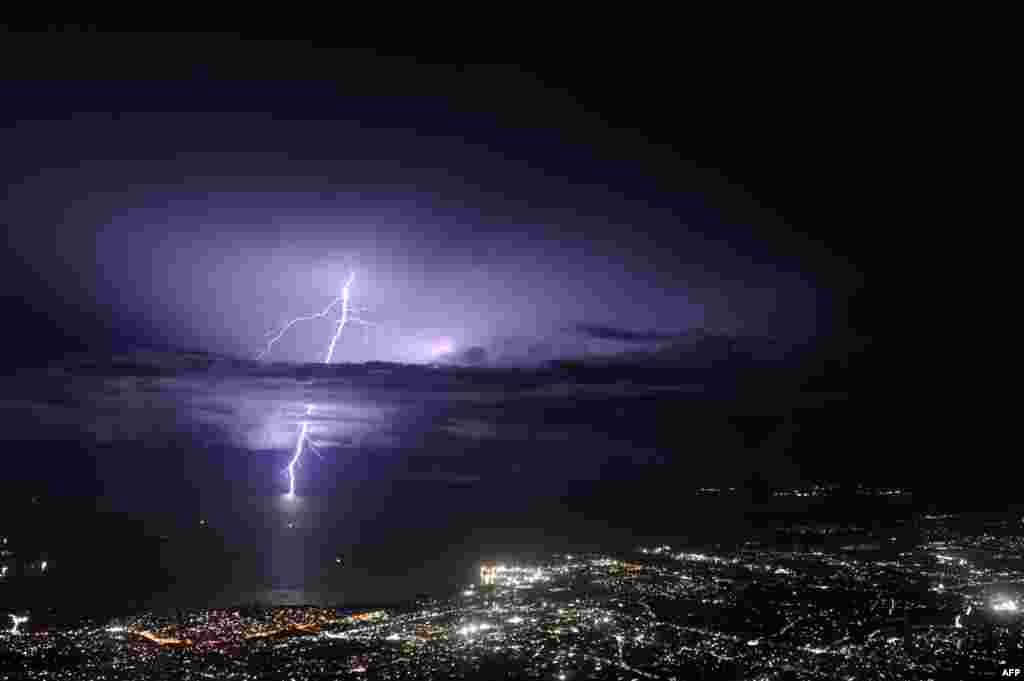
0, 348, 803, 501
573, 324, 690, 343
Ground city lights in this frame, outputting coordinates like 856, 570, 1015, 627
9, 614, 28, 635
480, 560, 497, 586
457, 622, 494, 636
4, 537, 1024, 679
993, 598, 1019, 613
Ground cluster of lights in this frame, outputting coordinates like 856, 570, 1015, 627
639, 546, 731, 565
675, 552, 726, 563
9, 614, 28, 635
457, 622, 494, 636
347, 610, 387, 623
774, 489, 824, 497
480, 561, 498, 586
992, 598, 1019, 613
640, 545, 674, 555
122, 607, 344, 650
489, 564, 548, 588
133, 630, 191, 647
5, 546, 1013, 680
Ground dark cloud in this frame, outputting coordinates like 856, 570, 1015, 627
457, 346, 488, 366
441, 418, 501, 440
0, 346, 845, 516
0, 352, 733, 453
573, 324, 691, 344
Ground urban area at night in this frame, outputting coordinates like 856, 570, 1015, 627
4, 502, 1024, 679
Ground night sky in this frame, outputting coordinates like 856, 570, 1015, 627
0, 34, 894, 614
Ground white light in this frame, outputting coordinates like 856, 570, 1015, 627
993, 599, 1019, 612
507, 616, 524, 625
430, 339, 453, 358
106, 626, 126, 633
9, 615, 27, 635
386, 633, 400, 641
40, 561, 47, 572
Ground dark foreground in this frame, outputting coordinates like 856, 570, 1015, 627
4, 512, 1024, 680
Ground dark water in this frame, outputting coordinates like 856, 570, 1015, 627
0, 470, 925, 623
0, 428, 946, 623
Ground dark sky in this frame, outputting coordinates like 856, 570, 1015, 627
0, 33, 867, 367
0, 34, 890, 612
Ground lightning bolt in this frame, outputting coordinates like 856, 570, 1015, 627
322, 271, 357, 365
258, 272, 361, 362
259, 271, 361, 497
